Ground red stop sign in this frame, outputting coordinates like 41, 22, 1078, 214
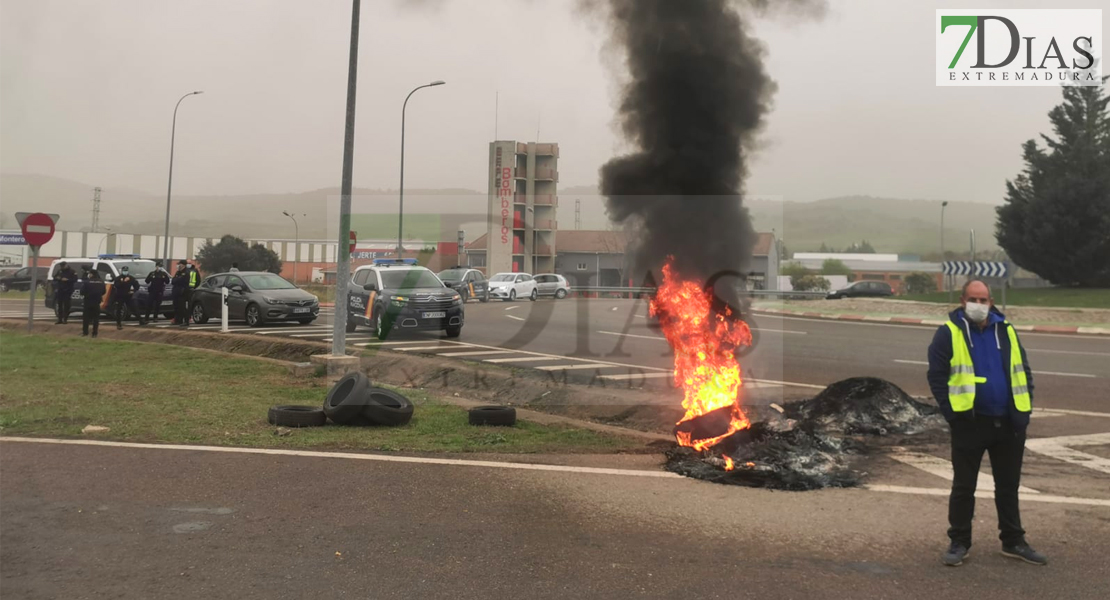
20, 212, 56, 247
349, 230, 357, 254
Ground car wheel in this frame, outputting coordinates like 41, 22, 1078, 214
468, 405, 517, 427
322, 373, 372, 425
508, 289, 516, 301
529, 288, 538, 301
555, 289, 567, 299
192, 302, 210, 324
361, 388, 414, 427
445, 324, 461, 338
480, 290, 489, 303
459, 289, 469, 304
267, 405, 327, 428
375, 311, 390, 341
245, 303, 263, 327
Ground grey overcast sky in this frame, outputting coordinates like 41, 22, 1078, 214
1, 0, 1106, 203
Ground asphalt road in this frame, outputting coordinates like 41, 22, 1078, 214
3, 440, 1109, 600
4, 297, 1107, 412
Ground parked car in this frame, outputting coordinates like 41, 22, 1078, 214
488, 272, 537, 302
44, 256, 172, 319
0, 266, 49, 292
826, 281, 894, 299
533, 274, 571, 299
190, 271, 319, 327
346, 260, 463, 339
437, 267, 490, 303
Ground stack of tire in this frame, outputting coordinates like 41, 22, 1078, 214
266, 372, 413, 428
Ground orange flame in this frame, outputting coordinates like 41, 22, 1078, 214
723, 456, 735, 471
651, 261, 753, 453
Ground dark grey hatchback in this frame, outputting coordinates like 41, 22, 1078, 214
190, 271, 319, 327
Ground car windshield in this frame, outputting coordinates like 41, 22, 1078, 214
490, 274, 515, 282
438, 269, 467, 282
242, 273, 296, 290
115, 261, 156, 279
380, 269, 443, 289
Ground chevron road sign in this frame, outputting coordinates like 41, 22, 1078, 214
974, 261, 1009, 278
943, 261, 971, 275
942, 261, 1009, 278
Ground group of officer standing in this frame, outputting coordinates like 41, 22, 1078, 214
50, 259, 201, 337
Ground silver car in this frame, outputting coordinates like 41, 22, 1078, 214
190, 271, 319, 327
533, 274, 571, 299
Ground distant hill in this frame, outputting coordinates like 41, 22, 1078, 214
0, 174, 998, 254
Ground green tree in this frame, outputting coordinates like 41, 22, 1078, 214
845, 240, 875, 253
781, 261, 810, 279
820, 258, 853, 277
904, 272, 937, 295
792, 274, 830, 292
196, 235, 283, 275
997, 79, 1110, 287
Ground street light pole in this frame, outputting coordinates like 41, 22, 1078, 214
332, 0, 361, 357
162, 91, 204, 262
282, 211, 301, 283
941, 200, 949, 302
397, 80, 446, 258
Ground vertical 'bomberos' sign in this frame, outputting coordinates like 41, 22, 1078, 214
497, 148, 512, 244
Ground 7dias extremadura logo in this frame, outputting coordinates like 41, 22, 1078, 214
936, 9, 1102, 86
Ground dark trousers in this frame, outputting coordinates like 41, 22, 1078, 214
948, 415, 1027, 548
114, 296, 142, 326
174, 295, 188, 325
82, 305, 101, 335
145, 291, 164, 322
55, 294, 72, 323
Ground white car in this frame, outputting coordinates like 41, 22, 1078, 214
533, 274, 571, 299
488, 272, 537, 302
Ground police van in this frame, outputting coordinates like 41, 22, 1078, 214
45, 255, 175, 319
346, 258, 463, 340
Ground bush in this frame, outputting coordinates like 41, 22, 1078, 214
196, 235, 283, 275
782, 261, 811, 279
904, 272, 937, 295
792, 274, 831, 292
821, 258, 853, 277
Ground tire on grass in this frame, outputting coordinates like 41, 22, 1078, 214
323, 372, 371, 425
468, 405, 516, 427
361, 387, 414, 427
268, 405, 327, 427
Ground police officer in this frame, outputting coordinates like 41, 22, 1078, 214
112, 265, 144, 329
187, 261, 201, 296
172, 260, 190, 326
145, 260, 170, 324
52, 261, 77, 324
80, 269, 106, 337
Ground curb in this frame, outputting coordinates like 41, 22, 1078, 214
752, 308, 1110, 336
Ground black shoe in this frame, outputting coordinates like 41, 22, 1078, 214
943, 542, 970, 566
1001, 543, 1047, 566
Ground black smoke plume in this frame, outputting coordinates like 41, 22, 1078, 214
591, 0, 809, 297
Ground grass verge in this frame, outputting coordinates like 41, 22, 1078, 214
0, 331, 640, 454
899, 288, 1110, 309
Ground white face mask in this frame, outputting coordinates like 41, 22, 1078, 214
964, 302, 990, 323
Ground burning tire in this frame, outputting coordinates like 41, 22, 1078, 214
323, 372, 371, 425
361, 387, 414, 426
268, 405, 327, 428
468, 405, 516, 427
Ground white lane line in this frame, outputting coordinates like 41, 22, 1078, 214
1027, 348, 1110, 357
0, 437, 682, 479
752, 328, 807, 335
289, 333, 331, 338
598, 330, 666, 342
356, 340, 447, 347
864, 484, 1110, 507
889, 452, 1039, 494
747, 378, 826, 390
397, 345, 465, 352
600, 372, 674, 381
484, 356, 562, 364
505, 305, 519, 311
506, 315, 525, 322
256, 327, 332, 335
1026, 432, 1110, 475
437, 350, 515, 358
893, 359, 1095, 378
1037, 408, 1110, 419
535, 363, 616, 371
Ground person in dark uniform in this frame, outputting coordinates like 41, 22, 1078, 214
80, 269, 106, 337
172, 261, 190, 326
145, 260, 170, 324
112, 265, 144, 329
52, 261, 77, 324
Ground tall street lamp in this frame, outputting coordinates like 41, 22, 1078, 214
282, 211, 302, 283
397, 80, 446, 258
162, 91, 204, 262
941, 200, 949, 302
96, 227, 115, 256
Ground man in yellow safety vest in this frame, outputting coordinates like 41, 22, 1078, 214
927, 279, 1044, 567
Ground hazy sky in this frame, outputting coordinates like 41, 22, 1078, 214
1, 0, 1106, 203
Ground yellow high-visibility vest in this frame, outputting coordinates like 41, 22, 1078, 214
944, 320, 1031, 413
188, 270, 198, 287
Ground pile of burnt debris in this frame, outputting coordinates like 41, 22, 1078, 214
665, 377, 945, 491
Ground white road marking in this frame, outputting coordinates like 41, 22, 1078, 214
864, 484, 1110, 507
535, 363, 616, 371
1036, 407, 1110, 419
889, 451, 1039, 493
356, 340, 446, 347
746, 378, 826, 390
436, 350, 515, 358
893, 359, 1094, 378
1026, 432, 1110, 475
505, 305, 519, 311
484, 356, 562, 363
1027, 348, 1110, 357
506, 315, 525, 322
752, 328, 808, 335
397, 345, 465, 352
597, 330, 666, 342
600, 372, 674, 381
256, 327, 332, 335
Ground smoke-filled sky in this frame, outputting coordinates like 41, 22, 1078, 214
1, 0, 1106, 203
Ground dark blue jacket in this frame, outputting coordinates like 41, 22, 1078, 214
112, 275, 140, 299
927, 307, 1034, 430
53, 267, 77, 296
81, 280, 107, 308
146, 269, 170, 295
171, 270, 189, 299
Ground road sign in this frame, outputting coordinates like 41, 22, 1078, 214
349, 230, 357, 254
974, 261, 1009, 278
15, 212, 58, 247
0, 233, 27, 245
942, 261, 971, 275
